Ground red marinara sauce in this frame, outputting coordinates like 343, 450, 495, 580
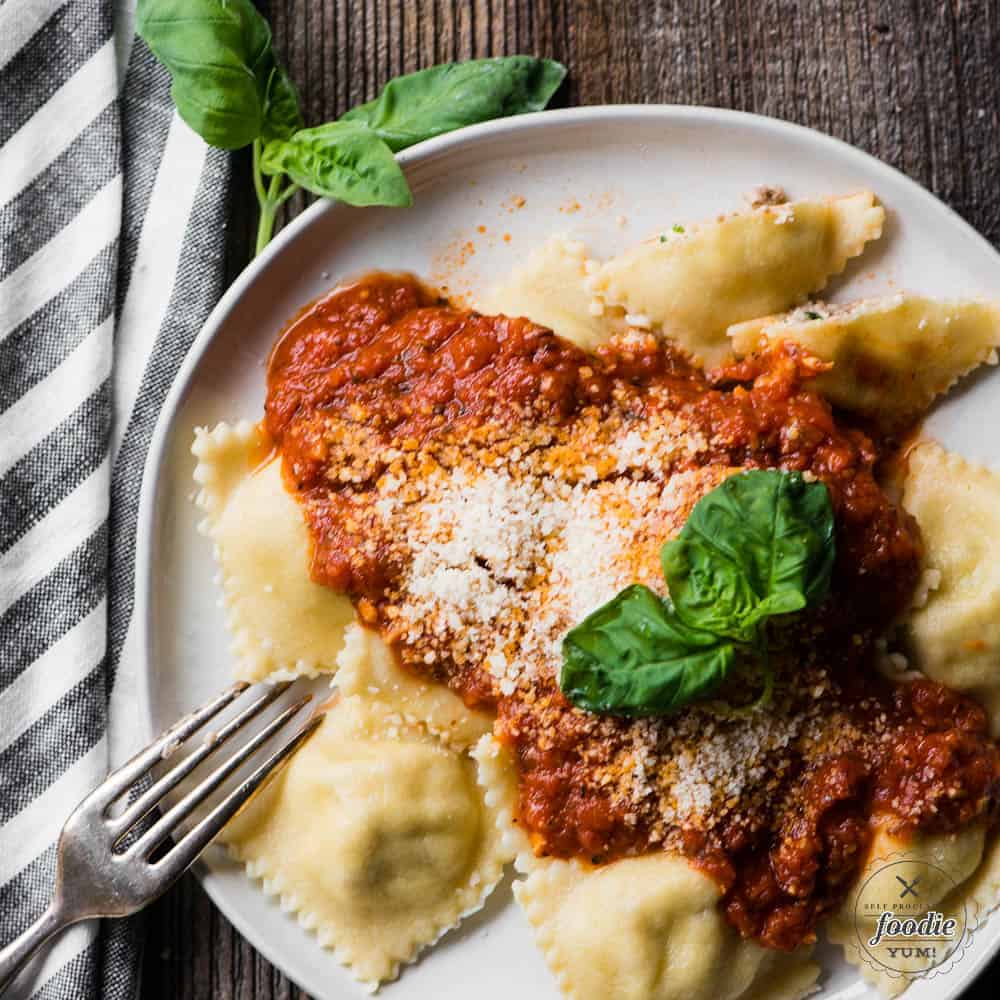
265, 272, 611, 603
702, 679, 999, 950
264, 272, 1000, 952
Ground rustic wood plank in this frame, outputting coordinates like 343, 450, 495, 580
149, 1, 1000, 997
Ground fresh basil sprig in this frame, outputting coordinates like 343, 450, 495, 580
136, 1, 565, 255
560, 470, 835, 716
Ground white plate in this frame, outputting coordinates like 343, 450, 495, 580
136, 105, 1000, 1000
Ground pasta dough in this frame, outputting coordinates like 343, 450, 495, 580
515, 853, 818, 1000
222, 696, 511, 990
827, 824, 988, 996
587, 192, 884, 367
474, 737, 817, 1000
956, 828, 1000, 924
472, 733, 535, 871
729, 296, 1000, 427
481, 236, 617, 351
192, 421, 355, 681
336, 622, 493, 750
901, 441, 1000, 735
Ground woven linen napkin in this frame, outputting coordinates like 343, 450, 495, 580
0, 0, 233, 995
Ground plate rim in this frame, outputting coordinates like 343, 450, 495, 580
133, 103, 1000, 999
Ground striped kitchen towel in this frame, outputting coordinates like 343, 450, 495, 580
0, 0, 234, 995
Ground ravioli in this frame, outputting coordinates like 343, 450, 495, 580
515, 855, 818, 1000
335, 622, 493, 750
827, 824, 990, 996
192, 421, 356, 681
481, 236, 618, 351
901, 441, 1000, 735
475, 737, 817, 1000
729, 296, 1000, 427
586, 192, 884, 368
222, 696, 511, 990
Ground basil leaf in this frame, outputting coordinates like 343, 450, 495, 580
261, 123, 413, 207
661, 470, 834, 638
560, 585, 734, 715
340, 56, 566, 152
136, 0, 277, 149
261, 64, 303, 142
138, 0, 301, 149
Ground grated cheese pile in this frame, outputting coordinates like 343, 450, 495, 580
376, 460, 681, 693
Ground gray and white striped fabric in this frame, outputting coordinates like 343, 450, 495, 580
0, 0, 233, 995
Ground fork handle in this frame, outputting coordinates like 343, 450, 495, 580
0, 903, 70, 995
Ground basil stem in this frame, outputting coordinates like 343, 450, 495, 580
252, 140, 298, 254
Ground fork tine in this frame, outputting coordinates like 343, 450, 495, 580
126, 695, 314, 859
108, 682, 294, 838
86, 681, 251, 812
154, 715, 323, 880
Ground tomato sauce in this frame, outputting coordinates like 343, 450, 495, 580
265, 272, 1000, 951
708, 679, 999, 950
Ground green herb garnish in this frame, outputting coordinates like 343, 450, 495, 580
672, 223, 685, 233
805, 310, 822, 320
560, 470, 834, 716
560, 586, 735, 716
136, 0, 565, 254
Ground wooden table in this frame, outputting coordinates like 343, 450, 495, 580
141, 1, 1000, 996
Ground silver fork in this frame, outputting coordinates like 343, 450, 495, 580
0, 681, 320, 995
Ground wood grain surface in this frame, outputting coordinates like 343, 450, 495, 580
144, 1, 1000, 997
